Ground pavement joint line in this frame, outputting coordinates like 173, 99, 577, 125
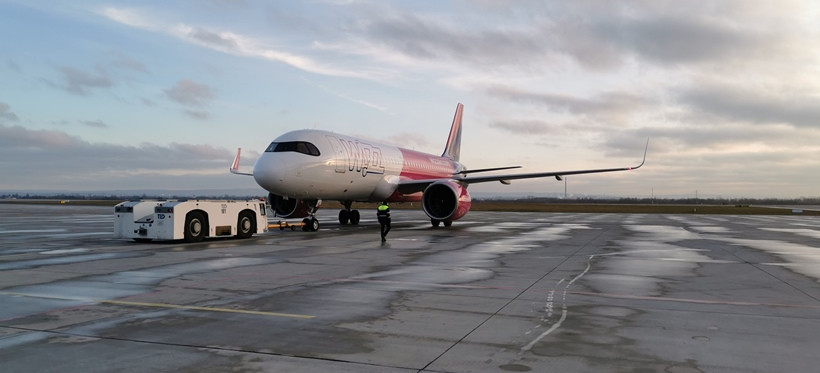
0, 291, 316, 319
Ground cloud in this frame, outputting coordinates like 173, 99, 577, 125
489, 119, 555, 135
98, 6, 159, 30
164, 79, 215, 107
315, 6, 561, 72
172, 23, 385, 79
0, 124, 85, 150
184, 109, 210, 120
99, 6, 383, 79
677, 83, 820, 128
54, 66, 113, 95
182, 26, 241, 50
163, 80, 216, 120
486, 85, 650, 119
80, 120, 109, 128
308, 0, 808, 82
597, 16, 762, 64
0, 102, 19, 122
109, 51, 148, 73
0, 124, 253, 190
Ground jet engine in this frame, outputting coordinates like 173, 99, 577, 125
421, 180, 472, 223
268, 193, 318, 218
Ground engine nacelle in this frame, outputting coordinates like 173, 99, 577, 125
268, 193, 318, 218
421, 181, 472, 222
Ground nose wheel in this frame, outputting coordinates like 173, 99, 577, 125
302, 200, 321, 232
302, 217, 320, 232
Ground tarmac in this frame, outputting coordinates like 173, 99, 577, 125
1, 203, 819, 372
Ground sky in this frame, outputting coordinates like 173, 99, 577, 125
2, 0, 820, 199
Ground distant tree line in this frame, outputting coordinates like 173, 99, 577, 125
476, 196, 820, 206
0, 193, 260, 201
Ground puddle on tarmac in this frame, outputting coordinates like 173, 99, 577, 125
40, 248, 90, 255
325, 225, 594, 321
582, 273, 664, 297
720, 237, 820, 281
0, 229, 67, 234
689, 226, 731, 234
465, 222, 540, 233
0, 252, 146, 271
762, 228, 820, 240
1, 257, 281, 321
351, 224, 594, 292
585, 225, 735, 296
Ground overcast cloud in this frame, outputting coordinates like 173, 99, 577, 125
2, 1, 819, 198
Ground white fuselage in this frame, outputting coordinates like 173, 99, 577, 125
253, 129, 459, 202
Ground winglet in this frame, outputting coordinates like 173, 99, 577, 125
441, 103, 463, 162
230, 147, 254, 176
629, 138, 649, 170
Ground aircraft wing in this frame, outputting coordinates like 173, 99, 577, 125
396, 140, 647, 194
455, 163, 643, 184
396, 178, 451, 194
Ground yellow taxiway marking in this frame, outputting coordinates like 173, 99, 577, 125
0, 291, 315, 320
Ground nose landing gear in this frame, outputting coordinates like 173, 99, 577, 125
301, 217, 320, 232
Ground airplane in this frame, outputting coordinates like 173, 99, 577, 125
231, 103, 647, 231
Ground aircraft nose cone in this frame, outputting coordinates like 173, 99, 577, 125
252, 153, 281, 192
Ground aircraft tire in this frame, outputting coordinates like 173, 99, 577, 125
339, 210, 349, 224
443, 220, 452, 227
310, 217, 320, 232
431, 219, 441, 228
302, 218, 311, 231
350, 210, 360, 225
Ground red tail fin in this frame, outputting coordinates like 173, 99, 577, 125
442, 103, 463, 162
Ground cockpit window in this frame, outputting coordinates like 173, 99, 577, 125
265, 141, 321, 156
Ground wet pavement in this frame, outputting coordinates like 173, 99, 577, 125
1, 203, 819, 372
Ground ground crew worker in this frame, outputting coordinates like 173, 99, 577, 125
377, 201, 391, 243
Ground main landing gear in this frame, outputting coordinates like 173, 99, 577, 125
338, 201, 361, 225
430, 219, 453, 228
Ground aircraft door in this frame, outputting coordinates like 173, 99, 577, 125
326, 135, 347, 173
